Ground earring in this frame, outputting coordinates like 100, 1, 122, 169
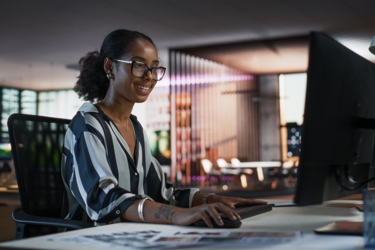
106, 71, 114, 80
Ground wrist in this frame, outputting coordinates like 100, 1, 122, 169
202, 193, 215, 204
138, 197, 151, 223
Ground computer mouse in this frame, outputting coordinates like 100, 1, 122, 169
193, 217, 242, 228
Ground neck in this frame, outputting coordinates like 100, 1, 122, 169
98, 97, 134, 124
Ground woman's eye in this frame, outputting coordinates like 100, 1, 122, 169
133, 62, 145, 69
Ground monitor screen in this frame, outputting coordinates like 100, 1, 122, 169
147, 129, 171, 166
0, 142, 12, 160
294, 31, 375, 206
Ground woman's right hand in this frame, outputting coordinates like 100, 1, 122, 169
171, 202, 241, 227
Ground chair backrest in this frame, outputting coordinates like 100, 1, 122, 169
216, 158, 230, 168
282, 161, 295, 168
7, 113, 70, 218
200, 159, 213, 174
231, 158, 241, 166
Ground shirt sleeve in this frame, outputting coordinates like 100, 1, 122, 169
150, 157, 200, 208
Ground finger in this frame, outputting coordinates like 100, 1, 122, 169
205, 205, 225, 226
200, 209, 217, 228
215, 197, 238, 209
219, 197, 268, 208
222, 209, 241, 221
214, 203, 240, 221
253, 199, 268, 204
224, 202, 236, 209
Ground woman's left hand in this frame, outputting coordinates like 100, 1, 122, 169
209, 195, 268, 209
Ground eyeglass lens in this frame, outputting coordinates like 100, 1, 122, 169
132, 62, 165, 80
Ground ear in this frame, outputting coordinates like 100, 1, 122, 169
104, 57, 113, 73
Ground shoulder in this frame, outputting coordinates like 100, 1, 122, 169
71, 102, 98, 124
69, 103, 104, 137
78, 102, 99, 113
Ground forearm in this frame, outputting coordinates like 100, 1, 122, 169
123, 195, 247, 227
122, 199, 179, 224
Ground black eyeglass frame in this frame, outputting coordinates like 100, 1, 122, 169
112, 59, 166, 81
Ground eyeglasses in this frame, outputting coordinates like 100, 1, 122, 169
113, 59, 166, 81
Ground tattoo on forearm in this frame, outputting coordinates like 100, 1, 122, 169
155, 205, 176, 222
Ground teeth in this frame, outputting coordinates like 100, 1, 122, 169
136, 85, 150, 90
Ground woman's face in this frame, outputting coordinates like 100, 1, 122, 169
112, 38, 160, 104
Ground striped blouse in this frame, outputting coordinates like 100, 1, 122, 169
61, 102, 199, 224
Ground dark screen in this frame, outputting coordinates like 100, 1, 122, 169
294, 31, 375, 205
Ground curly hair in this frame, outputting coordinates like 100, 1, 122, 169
73, 29, 156, 102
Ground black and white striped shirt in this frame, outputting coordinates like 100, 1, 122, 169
61, 103, 199, 224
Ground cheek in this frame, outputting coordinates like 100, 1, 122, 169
120, 72, 132, 82
114, 66, 131, 81
114, 71, 132, 87
112, 77, 132, 96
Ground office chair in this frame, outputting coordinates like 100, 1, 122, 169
200, 159, 222, 184
7, 113, 93, 239
216, 158, 241, 175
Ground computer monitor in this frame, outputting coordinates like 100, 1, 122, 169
293, 31, 375, 206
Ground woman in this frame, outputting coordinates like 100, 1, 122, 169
61, 29, 266, 228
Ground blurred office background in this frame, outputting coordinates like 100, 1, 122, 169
0, 0, 374, 197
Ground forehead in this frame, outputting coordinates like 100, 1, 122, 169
125, 38, 158, 60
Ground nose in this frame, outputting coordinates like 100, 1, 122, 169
142, 69, 153, 80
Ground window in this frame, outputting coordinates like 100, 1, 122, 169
279, 73, 307, 159
0, 88, 37, 142
38, 90, 84, 119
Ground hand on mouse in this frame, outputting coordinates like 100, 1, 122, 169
170, 202, 240, 228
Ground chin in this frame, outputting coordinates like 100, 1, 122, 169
135, 96, 149, 103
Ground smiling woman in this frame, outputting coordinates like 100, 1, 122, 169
62, 29, 266, 229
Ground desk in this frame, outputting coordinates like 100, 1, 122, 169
231, 161, 282, 182
0, 188, 20, 242
0, 187, 20, 206
0, 199, 365, 250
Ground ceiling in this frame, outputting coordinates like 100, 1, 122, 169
175, 35, 310, 75
1, 0, 375, 90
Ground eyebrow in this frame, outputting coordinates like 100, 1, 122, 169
131, 56, 159, 64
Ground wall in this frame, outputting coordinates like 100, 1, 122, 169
258, 75, 281, 161
169, 51, 259, 186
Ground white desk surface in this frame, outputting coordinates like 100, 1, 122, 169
231, 161, 282, 168
0, 199, 365, 250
